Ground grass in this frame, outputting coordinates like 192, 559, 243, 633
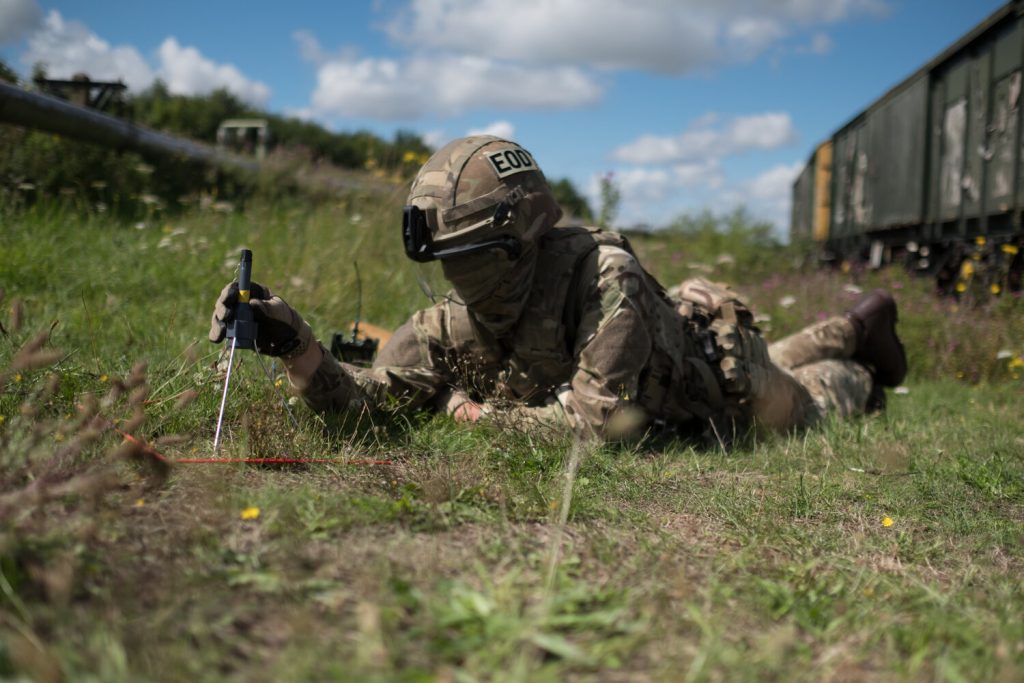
1, 194, 1022, 682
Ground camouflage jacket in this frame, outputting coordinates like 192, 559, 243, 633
297, 226, 726, 440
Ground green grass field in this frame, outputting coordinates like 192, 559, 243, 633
2, 196, 1023, 682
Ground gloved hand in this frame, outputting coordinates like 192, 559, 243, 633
209, 281, 314, 358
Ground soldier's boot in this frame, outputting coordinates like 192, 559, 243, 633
845, 289, 907, 387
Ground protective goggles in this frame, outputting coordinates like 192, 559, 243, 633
402, 187, 525, 263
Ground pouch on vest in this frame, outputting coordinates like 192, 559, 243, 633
670, 277, 770, 397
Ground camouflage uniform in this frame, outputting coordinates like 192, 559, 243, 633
214, 135, 882, 442
293, 228, 875, 441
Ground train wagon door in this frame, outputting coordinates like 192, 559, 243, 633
988, 20, 1022, 216
938, 59, 970, 227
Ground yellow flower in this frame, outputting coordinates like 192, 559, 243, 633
961, 261, 974, 276
0, 415, 5, 425
1009, 357, 1024, 369
134, 498, 145, 508
975, 236, 986, 246
99, 374, 109, 383
240, 506, 260, 520
882, 516, 894, 527
14, 373, 22, 384
1002, 244, 1019, 255
53, 433, 64, 442
274, 378, 284, 388
991, 283, 1002, 295
402, 150, 418, 163
955, 282, 967, 293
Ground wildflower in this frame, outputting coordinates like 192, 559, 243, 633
882, 516, 894, 527
274, 378, 284, 389
1009, 357, 1024, 370
54, 433, 64, 442
955, 282, 967, 293
134, 498, 145, 508
975, 236, 986, 246
240, 506, 260, 520
0, 416, 5, 425
893, 386, 909, 395
991, 284, 1002, 295
997, 350, 1013, 360
1002, 244, 1019, 255
779, 295, 797, 308
843, 284, 863, 294
14, 373, 22, 384
99, 374, 109, 383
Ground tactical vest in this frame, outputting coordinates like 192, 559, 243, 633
439, 226, 729, 428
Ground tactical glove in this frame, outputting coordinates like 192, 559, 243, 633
209, 281, 314, 358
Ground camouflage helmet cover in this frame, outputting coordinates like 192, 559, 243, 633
406, 136, 563, 254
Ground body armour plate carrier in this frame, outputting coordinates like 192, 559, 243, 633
438, 227, 730, 430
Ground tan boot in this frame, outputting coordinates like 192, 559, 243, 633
845, 290, 907, 387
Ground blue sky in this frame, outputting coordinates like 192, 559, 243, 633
0, 0, 1007, 234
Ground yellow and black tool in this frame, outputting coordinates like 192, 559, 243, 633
214, 249, 257, 451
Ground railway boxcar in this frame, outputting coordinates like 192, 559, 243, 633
793, 0, 1024, 291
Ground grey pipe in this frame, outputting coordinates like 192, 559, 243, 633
0, 81, 257, 172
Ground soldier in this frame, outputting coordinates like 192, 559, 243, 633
210, 135, 907, 442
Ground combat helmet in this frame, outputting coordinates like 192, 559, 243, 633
402, 136, 562, 263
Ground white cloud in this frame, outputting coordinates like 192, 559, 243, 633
421, 129, 448, 149
19, 11, 269, 104
22, 10, 154, 90
388, 0, 887, 74
674, 161, 724, 189
807, 32, 835, 54
739, 161, 804, 233
612, 112, 798, 164
157, 38, 270, 106
292, 29, 326, 65
307, 53, 601, 120
466, 120, 515, 139
747, 161, 803, 201
0, 0, 41, 45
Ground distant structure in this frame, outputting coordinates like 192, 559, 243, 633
216, 118, 270, 160
33, 72, 126, 114
791, 0, 1024, 295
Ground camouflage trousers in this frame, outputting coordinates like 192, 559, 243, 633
747, 316, 874, 431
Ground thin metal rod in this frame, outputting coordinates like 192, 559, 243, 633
213, 338, 238, 452
253, 347, 299, 429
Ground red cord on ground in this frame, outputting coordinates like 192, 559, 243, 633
115, 428, 393, 466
